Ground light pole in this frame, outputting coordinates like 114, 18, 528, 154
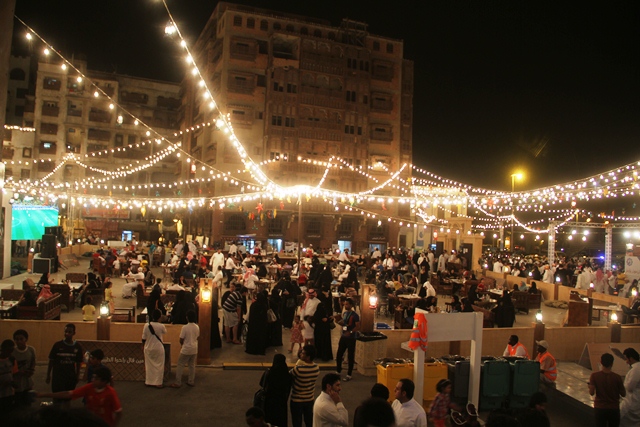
510, 172, 523, 251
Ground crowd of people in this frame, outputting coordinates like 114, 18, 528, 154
480, 251, 639, 298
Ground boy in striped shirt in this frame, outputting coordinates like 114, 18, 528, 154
290, 345, 319, 427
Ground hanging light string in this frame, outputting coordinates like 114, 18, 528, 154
158, 1, 273, 189
14, 16, 265, 193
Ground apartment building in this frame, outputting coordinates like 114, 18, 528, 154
183, 2, 415, 253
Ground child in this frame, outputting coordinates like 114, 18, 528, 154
104, 280, 115, 313
82, 296, 96, 321
429, 379, 455, 427
289, 314, 305, 354
37, 366, 122, 427
12, 329, 36, 407
86, 349, 113, 386
302, 316, 314, 346
0, 339, 18, 412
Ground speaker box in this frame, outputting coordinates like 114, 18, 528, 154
42, 234, 58, 258
33, 257, 57, 274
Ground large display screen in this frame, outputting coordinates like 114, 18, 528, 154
11, 205, 59, 240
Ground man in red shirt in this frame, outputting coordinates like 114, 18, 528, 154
38, 366, 122, 426
588, 352, 626, 427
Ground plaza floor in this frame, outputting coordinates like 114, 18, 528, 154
2, 255, 596, 426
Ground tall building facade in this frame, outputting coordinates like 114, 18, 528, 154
4, 56, 181, 240
183, 2, 415, 253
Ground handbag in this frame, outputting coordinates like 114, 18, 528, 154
253, 370, 268, 408
253, 388, 266, 409
266, 308, 277, 323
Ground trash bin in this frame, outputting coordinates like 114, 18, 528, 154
422, 362, 449, 411
509, 360, 540, 408
376, 360, 414, 403
448, 360, 470, 404
356, 333, 388, 376
480, 359, 511, 411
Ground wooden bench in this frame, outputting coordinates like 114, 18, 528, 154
472, 304, 495, 328
512, 291, 542, 314
50, 283, 74, 312
1, 289, 29, 302
112, 306, 135, 323
16, 293, 62, 320
66, 272, 86, 287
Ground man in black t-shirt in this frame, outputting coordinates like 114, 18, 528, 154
47, 323, 83, 407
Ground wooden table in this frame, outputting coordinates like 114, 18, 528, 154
0, 300, 20, 319
398, 295, 422, 309
592, 304, 622, 322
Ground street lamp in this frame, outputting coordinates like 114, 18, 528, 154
510, 172, 523, 251
493, 233, 498, 249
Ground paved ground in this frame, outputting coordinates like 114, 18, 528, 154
4, 254, 595, 426
18, 363, 593, 427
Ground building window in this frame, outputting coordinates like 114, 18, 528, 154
233, 15, 242, 27
273, 22, 281, 30
256, 111, 263, 120
284, 117, 295, 128
271, 115, 282, 126
16, 88, 28, 99
267, 217, 284, 235
300, 27, 308, 35
286, 83, 297, 93
306, 218, 322, 237
273, 82, 284, 92
224, 214, 247, 234
387, 43, 394, 53
115, 134, 124, 147
373, 41, 380, 51
346, 90, 356, 102
286, 24, 294, 32
257, 40, 268, 54
14, 106, 24, 117
260, 20, 268, 31
313, 29, 322, 38
328, 32, 336, 40
128, 135, 136, 145
10, 68, 25, 80
247, 18, 255, 29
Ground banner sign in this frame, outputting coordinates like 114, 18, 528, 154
79, 340, 171, 382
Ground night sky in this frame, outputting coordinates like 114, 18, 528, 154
12, 1, 640, 195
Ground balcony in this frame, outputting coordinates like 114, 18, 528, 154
228, 82, 255, 95
89, 110, 111, 123
88, 128, 111, 142
42, 78, 61, 91
37, 162, 55, 173
41, 123, 58, 135
113, 147, 148, 159
230, 43, 257, 61
370, 130, 393, 142
120, 91, 149, 104
67, 108, 83, 117
2, 148, 14, 159
24, 102, 35, 113
41, 105, 60, 117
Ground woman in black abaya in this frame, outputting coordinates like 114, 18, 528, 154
275, 272, 301, 328
261, 354, 292, 427
313, 291, 334, 361
245, 292, 269, 355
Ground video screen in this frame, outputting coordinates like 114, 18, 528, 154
11, 205, 59, 240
